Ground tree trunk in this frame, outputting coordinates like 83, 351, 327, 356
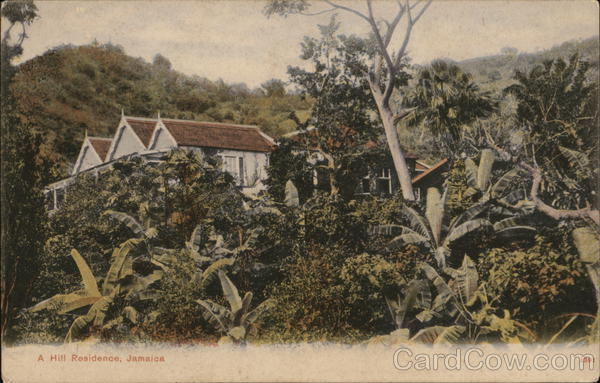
372, 93, 416, 201
329, 170, 339, 196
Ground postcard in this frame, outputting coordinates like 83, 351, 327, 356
1, 0, 599, 382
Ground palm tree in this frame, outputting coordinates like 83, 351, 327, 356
404, 60, 497, 154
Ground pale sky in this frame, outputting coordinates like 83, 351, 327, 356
4, 0, 599, 87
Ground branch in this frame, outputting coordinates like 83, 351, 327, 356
412, 0, 433, 23
383, 1, 406, 47
528, 165, 599, 225
324, 0, 370, 22
486, 137, 599, 226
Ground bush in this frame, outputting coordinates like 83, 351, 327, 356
477, 228, 594, 335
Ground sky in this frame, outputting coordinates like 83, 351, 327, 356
4, 0, 599, 88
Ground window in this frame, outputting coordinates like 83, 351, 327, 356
221, 156, 244, 185
45, 190, 55, 211
56, 187, 65, 208
376, 168, 392, 194
361, 177, 371, 194
238, 157, 244, 186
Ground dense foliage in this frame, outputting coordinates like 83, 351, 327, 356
3, 2, 599, 347
11, 43, 312, 175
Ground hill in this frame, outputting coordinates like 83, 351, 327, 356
12, 36, 598, 175
11, 43, 311, 174
457, 36, 599, 92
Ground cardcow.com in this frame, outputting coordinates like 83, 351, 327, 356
393, 347, 596, 371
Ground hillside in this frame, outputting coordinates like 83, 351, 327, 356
12, 37, 598, 175
11, 43, 311, 173
457, 36, 599, 92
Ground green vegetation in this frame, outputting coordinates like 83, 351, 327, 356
2, 0, 599, 347
11, 43, 312, 174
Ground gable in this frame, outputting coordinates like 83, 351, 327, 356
149, 124, 177, 150
72, 139, 102, 175
108, 125, 146, 160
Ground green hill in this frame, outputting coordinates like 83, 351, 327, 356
12, 36, 598, 175
457, 36, 599, 92
11, 43, 311, 174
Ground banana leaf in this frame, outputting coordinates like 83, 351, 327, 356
29, 294, 101, 314
104, 210, 144, 237
70, 249, 101, 297
402, 206, 431, 239
196, 299, 231, 332
410, 325, 465, 344
218, 271, 242, 313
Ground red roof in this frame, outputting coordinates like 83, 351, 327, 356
415, 161, 430, 171
88, 137, 112, 161
161, 119, 274, 152
412, 158, 449, 184
126, 117, 157, 147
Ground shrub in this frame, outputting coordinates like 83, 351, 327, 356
477, 228, 594, 335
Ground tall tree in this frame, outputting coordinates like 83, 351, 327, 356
403, 60, 497, 156
287, 17, 380, 199
1, 0, 49, 340
265, 0, 434, 201
490, 54, 599, 225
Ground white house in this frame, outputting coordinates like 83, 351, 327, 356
45, 113, 275, 211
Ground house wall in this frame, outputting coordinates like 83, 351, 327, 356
181, 146, 269, 195
111, 126, 146, 159
151, 127, 177, 150
76, 146, 101, 173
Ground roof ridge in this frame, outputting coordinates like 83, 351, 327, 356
88, 136, 112, 141
161, 118, 258, 129
124, 116, 158, 122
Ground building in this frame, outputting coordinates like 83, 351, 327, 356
283, 127, 448, 198
45, 113, 276, 211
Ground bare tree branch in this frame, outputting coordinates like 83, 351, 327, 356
486, 134, 599, 226
324, 0, 370, 22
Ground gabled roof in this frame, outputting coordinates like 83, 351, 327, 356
125, 117, 157, 147
88, 137, 112, 160
160, 119, 275, 152
412, 158, 449, 184
415, 160, 431, 171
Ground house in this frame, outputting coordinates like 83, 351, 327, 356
282, 127, 447, 198
45, 113, 276, 211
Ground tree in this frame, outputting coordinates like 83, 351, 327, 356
265, 0, 434, 201
403, 60, 497, 155
494, 54, 599, 224
1, 0, 49, 341
260, 78, 287, 97
287, 17, 381, 199
265, 137, 314, 203
152, 53, 172, 70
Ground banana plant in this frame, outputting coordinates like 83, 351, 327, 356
572, 226, 600, 344
196, 270, 271, 344
29, 238, 163, 342
103, 207, 158, 258
374, 256, 533, 345
389, 187, 493, 268
390, 186, 537, 268
463, 149, 536, 213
